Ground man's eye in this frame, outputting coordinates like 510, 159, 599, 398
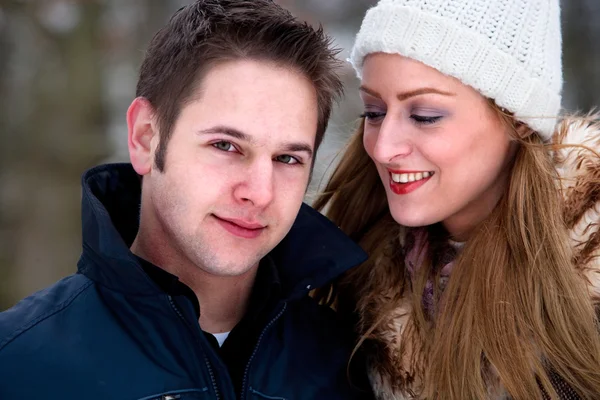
275, 155, 299, 165
212, 141, 236, 152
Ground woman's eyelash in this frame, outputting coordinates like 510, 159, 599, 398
360, 112, 443, 126
411, 115, 442, 125
360, 111, 385, 121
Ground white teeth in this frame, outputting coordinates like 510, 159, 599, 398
390, 172, 433, 183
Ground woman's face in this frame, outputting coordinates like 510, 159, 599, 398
361, 53, 517, 240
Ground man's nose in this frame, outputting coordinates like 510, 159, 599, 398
233, 158, 275, 209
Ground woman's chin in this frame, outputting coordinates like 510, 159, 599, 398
389, 208, 440, 228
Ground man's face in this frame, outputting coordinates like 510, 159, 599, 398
138, 60, 318, 276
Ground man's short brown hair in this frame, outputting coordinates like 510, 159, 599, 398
136, 0, 343, 171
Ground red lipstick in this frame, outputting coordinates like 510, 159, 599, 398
387, 170, 433, 195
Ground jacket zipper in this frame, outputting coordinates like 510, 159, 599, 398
241, 302, 288, 399
168, 295, 221, 400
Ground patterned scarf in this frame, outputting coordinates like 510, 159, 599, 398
403, 228, 461, 317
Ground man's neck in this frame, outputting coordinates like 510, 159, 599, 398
131, 228, 258, 334
184, 265, 258, 334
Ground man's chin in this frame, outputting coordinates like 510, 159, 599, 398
199, 258, 261, 278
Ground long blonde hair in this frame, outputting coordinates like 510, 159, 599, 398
314, 106, 600, 399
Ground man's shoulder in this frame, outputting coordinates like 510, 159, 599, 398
0, 274, 94, 353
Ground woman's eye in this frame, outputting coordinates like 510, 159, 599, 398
411, 115, 442, 125
212, 141, 236, 152
360, 111, 386, 122
275, 154, 300, 165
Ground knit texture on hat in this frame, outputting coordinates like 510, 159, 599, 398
350, 0, 563, 139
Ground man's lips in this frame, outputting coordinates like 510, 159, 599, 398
213, 215, 266, 239
216, 216, 265, 230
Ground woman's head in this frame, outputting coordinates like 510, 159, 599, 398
360, 53, 518, 239
352, 0, 563, 237
351, 0, 563, 139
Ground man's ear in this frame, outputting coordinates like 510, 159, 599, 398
127, 97, 158, 176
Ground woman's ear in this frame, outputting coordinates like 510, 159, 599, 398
127, 97, 158, 176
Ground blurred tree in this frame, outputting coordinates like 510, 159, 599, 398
0, 0, 188, 309
562, 0, 600, 111
0, 1, 110, 308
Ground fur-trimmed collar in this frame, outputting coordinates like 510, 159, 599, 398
362, 115, 600, 400
554, 114, 600, 302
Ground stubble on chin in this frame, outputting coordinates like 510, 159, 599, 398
184, 232, 266, 277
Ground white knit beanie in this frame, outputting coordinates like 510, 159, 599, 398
350, 0, 563, 140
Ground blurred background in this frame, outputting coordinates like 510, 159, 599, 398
1, 0, 599, 309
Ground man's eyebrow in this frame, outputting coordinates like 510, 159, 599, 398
283, 143, 313, 159
198, 125, 254, 143
359, 85, 456, 101
199, 125, 313, 159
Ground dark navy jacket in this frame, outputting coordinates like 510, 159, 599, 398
0, 163, 369, 400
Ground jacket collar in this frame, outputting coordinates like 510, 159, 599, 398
554, 113, 600, 302
77, 163, 366, 299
